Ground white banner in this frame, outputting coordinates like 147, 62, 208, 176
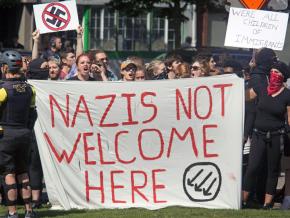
33, 0, 79, 34
224, 7, 289, 50
31, 75, 244, 210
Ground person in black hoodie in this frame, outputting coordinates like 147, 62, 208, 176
27, 58, 49, 80
244, 48, 278, 207
243, 61, 290, 209
26, 57, 49, 210
248, 48, 278, 96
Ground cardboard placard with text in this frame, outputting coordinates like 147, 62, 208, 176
225, 7, 289, 50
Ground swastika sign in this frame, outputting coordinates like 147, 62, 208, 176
33, 0, 79, 34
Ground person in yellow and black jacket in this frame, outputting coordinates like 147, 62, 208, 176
0, 50, 37, 218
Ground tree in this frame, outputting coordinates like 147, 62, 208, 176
106, 0, 225, 49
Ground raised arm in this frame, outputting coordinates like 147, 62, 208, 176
31, 30, 40, 60
76, 25, 83, 58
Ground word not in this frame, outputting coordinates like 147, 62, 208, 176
49, 84, 232, 128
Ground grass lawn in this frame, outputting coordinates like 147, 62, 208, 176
1, 206, 290, 218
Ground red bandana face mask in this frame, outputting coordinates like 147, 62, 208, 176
267, 70, 284, 95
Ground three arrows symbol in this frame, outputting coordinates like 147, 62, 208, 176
203, 178, 217, 196
187, 169, 217, 196
187, 169, 203, 186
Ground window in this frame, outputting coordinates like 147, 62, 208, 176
168, 18, 175, 50
90, 7, 101, 49
89, 6, 174, 51
103, 9, 116, 50
118, 15, 148, 51
151, 16, 165, 51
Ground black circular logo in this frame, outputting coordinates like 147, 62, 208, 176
183, 162, 222, 202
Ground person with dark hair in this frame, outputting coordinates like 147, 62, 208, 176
41, 36, 62, 61
164, 55, 183, 79
0, 50, 37, 218
31, 26, 83, 79
248, 48, 277, 96
68, 53, 95, 81
243, 60, 290, 209
197, 53, 219, 76
222, 58, 243, 77
93, 50, 118, 81
22, 56, 48, 211
59, 50, 76, 80
176, 62, 191, 78
190, 55, 210, 77
244, 48, 278, 205
27, 58, 49, 80
90, 60, 108, 81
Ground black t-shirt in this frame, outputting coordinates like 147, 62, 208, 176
67, 75, 96, 81
254, 88, 290, 131
248, 67, 268, 94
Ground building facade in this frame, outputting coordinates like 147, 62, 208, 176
1, 0, 289, 62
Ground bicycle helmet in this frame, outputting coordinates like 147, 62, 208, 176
1, 50, 22, 72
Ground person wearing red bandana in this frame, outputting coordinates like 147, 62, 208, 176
243, 61, 290, 209
244, 48, 278, 206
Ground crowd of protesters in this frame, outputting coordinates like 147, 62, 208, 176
1, 25, 290, 217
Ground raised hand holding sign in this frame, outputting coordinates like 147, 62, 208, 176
33, 0, 79, 34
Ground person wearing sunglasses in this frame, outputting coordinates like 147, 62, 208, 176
190, 55, 210, 78
120, 60, 137, 81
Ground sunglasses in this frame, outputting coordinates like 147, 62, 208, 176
190, 66, 201, 71
124, 67, 137, 72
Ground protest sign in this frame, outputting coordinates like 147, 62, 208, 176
225, 7, 289, 50
33, 0, 79, 34
31, 75, 244, 210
